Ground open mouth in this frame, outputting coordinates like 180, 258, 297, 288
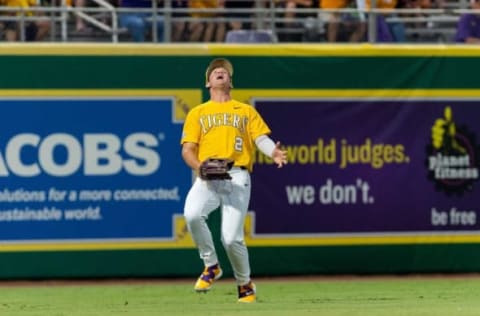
216, 75, 224, 80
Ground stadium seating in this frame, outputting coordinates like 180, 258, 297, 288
225, 29, 277, 43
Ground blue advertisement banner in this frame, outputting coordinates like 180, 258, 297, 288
250, 99, 480, 235
0, 98, 189, 242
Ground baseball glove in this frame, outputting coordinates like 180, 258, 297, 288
199, 158, 234, 180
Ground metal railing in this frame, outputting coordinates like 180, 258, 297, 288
71, 0, 121, 42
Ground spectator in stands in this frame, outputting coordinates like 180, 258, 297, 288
365, 0, 397, 42
372, 15, 394, 42
278, 0, 315, 42
1, 0, 50, 41
74, 0, 86, 32
172, 0, 188, 41
253, 0, 318, 42
385, 0, 407, 42
455, 0, 480, 43
188, 0, 226, 42
66, 0, 87, 32
320, 0, 366, 42
225, 0, 255, 31
119, 0, 164, 42
398, 0, 444, 42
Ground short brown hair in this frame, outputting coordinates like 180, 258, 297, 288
205, 58, 234, 86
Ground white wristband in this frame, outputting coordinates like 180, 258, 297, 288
255, 135, 276, 158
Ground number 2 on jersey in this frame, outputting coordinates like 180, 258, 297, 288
234, 136, 243, 152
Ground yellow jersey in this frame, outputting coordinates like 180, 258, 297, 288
3, 0, 36, 7
181, 99, 271, 172
366, 0, 397, 9
2, 0, 37, 15
189, 0, 219, 17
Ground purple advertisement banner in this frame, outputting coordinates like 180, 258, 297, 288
250, 99, 480, 235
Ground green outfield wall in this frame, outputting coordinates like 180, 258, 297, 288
0, 43, 480, 279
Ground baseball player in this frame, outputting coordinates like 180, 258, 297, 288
180, 58, 287, 303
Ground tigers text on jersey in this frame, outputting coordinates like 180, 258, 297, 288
181, 99, 271, 172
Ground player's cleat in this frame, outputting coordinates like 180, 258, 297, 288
237, 281, 256, 303
194, 263, 223, 292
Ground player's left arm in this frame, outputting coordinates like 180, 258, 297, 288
249, 105, 287, 168
255, 135, 287, 168
272, 141, 288, 168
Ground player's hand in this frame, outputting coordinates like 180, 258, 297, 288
272, 141, 287, 168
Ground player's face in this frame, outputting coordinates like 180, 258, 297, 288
208, 67, 231, 88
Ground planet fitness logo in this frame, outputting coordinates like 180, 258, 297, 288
426, 106, 480, 195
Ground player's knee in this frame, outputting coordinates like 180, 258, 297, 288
183, 210, 203, 225
221, 236, 244, 250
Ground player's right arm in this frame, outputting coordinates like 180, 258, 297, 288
181, 106, 202, 172
182, 142, 202, 173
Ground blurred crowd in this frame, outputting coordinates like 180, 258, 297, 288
0, 0, 478, 43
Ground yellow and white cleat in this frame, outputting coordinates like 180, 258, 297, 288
194, 263, 223, 292
237, 281, 256, 303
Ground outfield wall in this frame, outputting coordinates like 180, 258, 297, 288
0, 44, 480, 279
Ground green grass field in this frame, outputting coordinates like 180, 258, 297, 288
0, 276, 479, 315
